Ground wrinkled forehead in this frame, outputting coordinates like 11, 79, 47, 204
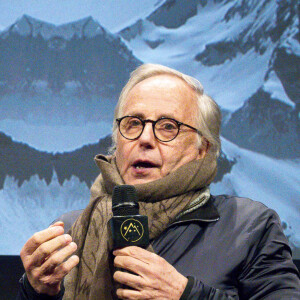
119, 74, 198, 118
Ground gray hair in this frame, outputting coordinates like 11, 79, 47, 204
110, 63, 221, 159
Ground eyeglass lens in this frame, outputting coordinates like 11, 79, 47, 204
119, 116, 179, 142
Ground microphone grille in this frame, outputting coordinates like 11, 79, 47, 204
112, 185, 138, 206
112, 185, 139, 216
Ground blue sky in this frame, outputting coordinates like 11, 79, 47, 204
0, 0, 160, 32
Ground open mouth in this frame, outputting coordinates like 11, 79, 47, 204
133, 161, 157, 169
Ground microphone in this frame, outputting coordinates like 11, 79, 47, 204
109, 185, 149, 250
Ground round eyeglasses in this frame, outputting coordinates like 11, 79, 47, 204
116, 115, 202, 142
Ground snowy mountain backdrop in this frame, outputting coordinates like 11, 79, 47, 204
0, 0, 299, 258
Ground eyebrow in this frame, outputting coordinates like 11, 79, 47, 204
125, 112, 177, 120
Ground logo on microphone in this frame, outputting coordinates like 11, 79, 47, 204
120, 218, 144, 242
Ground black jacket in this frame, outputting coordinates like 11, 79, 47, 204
18, 195, 300, 299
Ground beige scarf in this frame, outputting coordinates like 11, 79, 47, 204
63, 154, 217, 299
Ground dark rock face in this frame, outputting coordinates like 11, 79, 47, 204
0, 131, 234, 190
272, 46, 300, 110
0, 132, 112, 189
118, 19, 145, 41
222, 89, 300, 158
215, 151, 236, 183
0, 15, 141, 95
147, 0, 199, 29
195, 40, 244, 66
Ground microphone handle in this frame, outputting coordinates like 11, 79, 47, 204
109, 215, 149, 250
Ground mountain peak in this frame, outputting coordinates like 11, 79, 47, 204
2, 14, 109, 41
0, 14, 141, 94
5, 14, 55, 38
58, 16, 109, 39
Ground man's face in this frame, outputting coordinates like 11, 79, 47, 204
115, 74, 206, 185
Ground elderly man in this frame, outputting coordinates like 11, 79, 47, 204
18, 64, 299, 299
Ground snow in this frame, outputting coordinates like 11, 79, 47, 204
0, 172, 90, 255
0, 119, 112, 152
244, 0, 277, 36
284, 35, 300, 56
211, 138, 300, 254
195, 47, 273, 110
122, 1, 276, 111
263, 71, 295, 107
0, 89, 115, 152
0, 90, 116, 123
0, 89, 115, 151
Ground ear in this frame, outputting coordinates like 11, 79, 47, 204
197, 138, 210, 159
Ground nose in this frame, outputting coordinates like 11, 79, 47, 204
137, 122, 156, 148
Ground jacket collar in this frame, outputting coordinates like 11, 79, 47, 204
170, 196, 220, 226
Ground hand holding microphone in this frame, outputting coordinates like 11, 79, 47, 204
110, 185, 188, 299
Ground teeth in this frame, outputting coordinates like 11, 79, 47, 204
134, 162, 155, 169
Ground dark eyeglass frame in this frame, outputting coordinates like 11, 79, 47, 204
116, 115, 202, 142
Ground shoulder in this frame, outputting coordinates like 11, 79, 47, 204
210, 194, 286, 244
212, 194, 279, 221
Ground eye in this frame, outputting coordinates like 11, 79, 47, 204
163, 123, 176, 130
123, 117, 142, 130
128, 119, 141, 127
157, 119, 178, 131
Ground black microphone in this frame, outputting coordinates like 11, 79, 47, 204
109, 185, 149, 250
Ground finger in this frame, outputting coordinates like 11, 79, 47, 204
53, 254, 79, 279
31, 234, 73, 267
114, 255, 149, 276
40, 241, 78, 274
116, 288, 144, 300
31, 254, 79, 292
49, 221, 64, 228
113, 246, 156, 264
114, 270, 144, 291
21, 225, 65, 258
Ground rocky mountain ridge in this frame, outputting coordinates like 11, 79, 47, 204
0, 15, 141, 94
